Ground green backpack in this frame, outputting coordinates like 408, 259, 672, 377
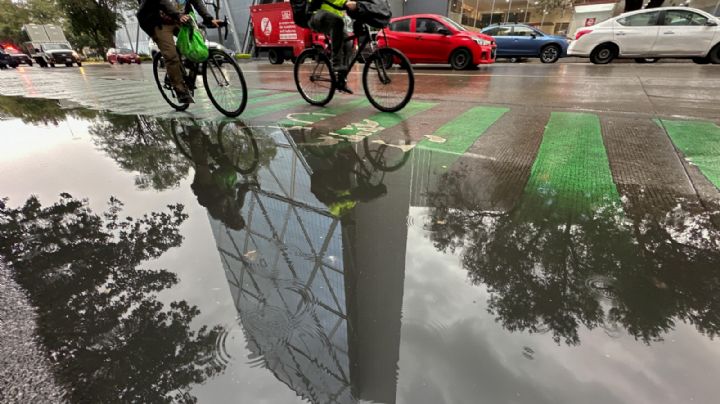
177, 17, 209, 63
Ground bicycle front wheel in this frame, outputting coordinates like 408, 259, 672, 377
363, 48, 414, 113
153, 53, 190, 112
294, 49, 336, 106
202, 50, 248, 117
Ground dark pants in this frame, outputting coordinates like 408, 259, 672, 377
309, 11, 352, 70
152, 24, 187, 93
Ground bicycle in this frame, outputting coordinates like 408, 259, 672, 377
153, 17, 248, 118
170, 119, 260, 175
294, 23, 414, 113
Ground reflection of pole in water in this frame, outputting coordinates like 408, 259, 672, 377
207, 127, 407, 404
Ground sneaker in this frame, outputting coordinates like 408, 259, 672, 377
337, 80, 353, 95
177, 90, 195, 104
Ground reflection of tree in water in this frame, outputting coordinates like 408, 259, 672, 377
0, 96, 96, 125
0, 194, 225, 403
90, 114, 192, 191
428, 170, 720, 345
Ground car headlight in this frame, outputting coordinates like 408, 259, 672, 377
474, 38, 491, 46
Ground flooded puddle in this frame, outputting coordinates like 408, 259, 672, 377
1, 96, 720, 403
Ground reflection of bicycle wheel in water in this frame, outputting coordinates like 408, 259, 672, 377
216, 122, 259, 175
170, 119, 199, 160
363, 138, 411, 173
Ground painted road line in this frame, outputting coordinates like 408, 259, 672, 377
417, 106, 509, 156
277, 98, 370, 127
523, 112, 621, 213
333, 101, 436, 141
661, 120, 720, 189
247, 92, 295, 105
242, 98, 310, 120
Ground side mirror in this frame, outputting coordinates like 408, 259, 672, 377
706, 20, 718, 26
531, 33, 537, 39
437, 28, 451, 35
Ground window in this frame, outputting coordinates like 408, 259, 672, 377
485, 26, 513, 36
513, 26, 541, 37
389, 19, 411, 32
416, 18, 447, 34
662, 10, 708, 26
617, 11, 660, 26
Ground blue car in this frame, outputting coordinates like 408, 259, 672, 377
481, 24, 569, 63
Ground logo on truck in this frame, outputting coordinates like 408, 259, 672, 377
261, 17, 273, 37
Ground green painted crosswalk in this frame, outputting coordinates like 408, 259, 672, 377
522, 112, 621, 213
247, 92, 297, 105
661, 120, 720, 188
417, 106, 508, 155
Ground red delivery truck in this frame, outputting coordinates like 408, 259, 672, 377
250, 1, 324, 65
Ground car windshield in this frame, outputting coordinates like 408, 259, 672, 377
442, 17, 467, 31
119, 48, 134, 54
43, 43, 71, 50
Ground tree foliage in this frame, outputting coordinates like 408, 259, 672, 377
0, 194, 226, 402
56, 0, 137, 53
427, 169, 720, 345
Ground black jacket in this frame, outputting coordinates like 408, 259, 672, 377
136, 0, 214, 36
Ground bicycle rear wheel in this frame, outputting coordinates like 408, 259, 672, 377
202, 50, 248, 117
363, 48, 414, 113
217, 121, 260, 175
294, 48, 336, 106
153, 53, 190, 112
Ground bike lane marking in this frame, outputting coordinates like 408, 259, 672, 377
660, 119, 720, 189
416, 106, 509, 156
332, 101, 436, 142
277, 98, 370, 127
242, 98, 310, 120
522, 112, 621, 214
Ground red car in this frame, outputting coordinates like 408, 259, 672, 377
378, 14, 496, 69
107, 48, 141, 65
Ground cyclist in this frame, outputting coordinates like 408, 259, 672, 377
137, 0, 222, 104
308, 0, 358, 94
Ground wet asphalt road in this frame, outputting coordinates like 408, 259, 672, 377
1, 61, 720, 404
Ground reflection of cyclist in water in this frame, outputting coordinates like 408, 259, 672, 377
307, 143, 387, 217
186, 125, 252, 230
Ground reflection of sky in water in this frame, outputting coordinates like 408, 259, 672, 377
399, 207, 720, 404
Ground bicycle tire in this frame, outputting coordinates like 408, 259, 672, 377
216, 121, 260, 175
202, 50, 248, 118
363, 48, 414, 113
153, 53, 190, 112
170, 120, 193, 160
363, 139, 411, 173
294, 48, 336, 106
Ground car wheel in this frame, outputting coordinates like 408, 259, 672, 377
693, 56, 710, 64
65, 62, 72, 67
50, 63, 55, 68
634, 58, 659, 63
77, 62, 82, 67
590, 44, 616, 65
28, 61, 33, 67
709, 44, 720, 64
540, 45, 561, 63
268, 49, 284, 65
450, 48, 472, 70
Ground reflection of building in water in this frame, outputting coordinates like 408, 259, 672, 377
208, 127, 405, 404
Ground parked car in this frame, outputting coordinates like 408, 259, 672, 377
2, 45, 33, 66
107, 48, 141, 64
378, 14, 496, 69
0, 48, 17, 69
481, 23, 569, 63
569, 7, 720, 64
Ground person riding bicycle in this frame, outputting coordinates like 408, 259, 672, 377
308, 0, 358, 94
137, 0, 222, 104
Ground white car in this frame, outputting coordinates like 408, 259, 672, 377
568, 7, 720, 64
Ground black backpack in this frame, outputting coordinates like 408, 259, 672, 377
290, 0, 319, 28
347, 0, 392, 29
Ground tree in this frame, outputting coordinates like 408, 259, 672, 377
0, 96, 97, 125
90, 114, 192, 191
0, 0, 28, 44
427, 169, 720, 345
0, 194, 226, 402
26, 0, 65, 25
56, 0, 136, 56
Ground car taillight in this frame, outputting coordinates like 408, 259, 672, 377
575, 30, 592, 40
